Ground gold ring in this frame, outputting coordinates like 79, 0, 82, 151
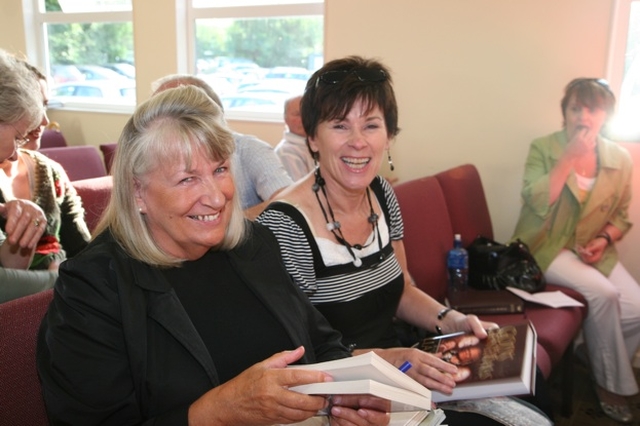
34, 219, 40, 227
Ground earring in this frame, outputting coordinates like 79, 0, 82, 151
387, 151, 395, 171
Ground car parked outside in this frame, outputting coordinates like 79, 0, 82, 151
264, 66, 312, 81
51, 80, 136, 100
220, 92, 288, 113
77, 65, 132, 81
102, 63, 136, 79
50, 64, 85, 84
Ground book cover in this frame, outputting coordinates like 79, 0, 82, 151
446, 289, 524, 315
414, 322, 537, 403
289, 352, 431, 413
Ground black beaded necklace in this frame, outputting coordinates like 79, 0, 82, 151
312, 168, 382, 267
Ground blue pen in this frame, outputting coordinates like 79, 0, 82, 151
399, 361, 412, 373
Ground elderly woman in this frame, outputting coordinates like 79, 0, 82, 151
512, 78, 640, 423
0, 48, 48, 284
257, 57, 550, 425
1, 60, 90, 272
37, 85, 389, 426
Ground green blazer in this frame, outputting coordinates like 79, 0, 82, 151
512, 130, 633, 276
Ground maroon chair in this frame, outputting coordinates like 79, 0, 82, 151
72, 175, 113, 233
0, 289, 54, 426
394, 176, 454, 302
434, 164, 494, 247
39, 146, 107, 182
39, 129, 67, 149
99, 142, 118, 174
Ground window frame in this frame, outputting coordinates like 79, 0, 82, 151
607, 0, 640, 141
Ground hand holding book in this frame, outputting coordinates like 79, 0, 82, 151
413, 322, 537, 403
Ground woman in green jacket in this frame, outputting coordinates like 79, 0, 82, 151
512, 78, 640, 424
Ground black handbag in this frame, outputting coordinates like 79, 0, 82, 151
467, 235, 546, 293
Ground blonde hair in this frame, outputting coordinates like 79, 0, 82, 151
94, 85, 247, 267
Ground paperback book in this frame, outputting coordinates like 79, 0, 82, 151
414, 321, 537, 403
288, 351, 431, 413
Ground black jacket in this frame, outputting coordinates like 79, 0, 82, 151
37, 221, 348, 425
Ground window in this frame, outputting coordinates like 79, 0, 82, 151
28, 0, 135, 112
188, 1, 323, 121
26, 0, 322, 119
608, 0, 640, 141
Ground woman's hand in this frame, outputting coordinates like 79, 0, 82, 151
189, 346, 326, 425
188, 346, 389, 426
448, 312, 498, 339
368, 347, 459, 396
328, 395, 390, 426
577, 237, 608, 264
565, 125, 597, 159
0, 199, 47, 248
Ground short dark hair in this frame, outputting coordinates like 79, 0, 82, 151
301, 56, 399, 139
561, 78, 616, 124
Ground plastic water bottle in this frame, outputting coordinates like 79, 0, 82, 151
447, 234, 469, 292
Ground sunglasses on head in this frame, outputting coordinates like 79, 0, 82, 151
315, 69, 387, 88
568, 78, 613, 95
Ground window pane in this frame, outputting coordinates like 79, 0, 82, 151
192, 0, 318, 8
611, 2, 640, 140
195, 16, 322, 113
46, 0, 132, 13
46, 22, 135, 106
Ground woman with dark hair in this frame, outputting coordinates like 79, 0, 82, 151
512, 78, 640, 423
259, 56, 551, 425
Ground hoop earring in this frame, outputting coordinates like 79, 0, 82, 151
387, 151, 395, 172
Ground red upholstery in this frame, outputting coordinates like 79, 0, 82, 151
0, 289, 54, 426
435, 164, 494, 247
99, 142, 118, 174
39, 146, 107, 182
72, 176, 113, 233
39, 129, 67, 149
394, 176, 453, 302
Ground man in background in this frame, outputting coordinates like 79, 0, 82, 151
274, 95, 314, 181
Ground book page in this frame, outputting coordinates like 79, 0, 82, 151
289, 352, 430, 398
506, 287, 584, 308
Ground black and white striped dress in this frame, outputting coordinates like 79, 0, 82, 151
257, 176, 406, 349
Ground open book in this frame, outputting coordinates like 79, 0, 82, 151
414, 321, 537, 403
288, 352, 431, 413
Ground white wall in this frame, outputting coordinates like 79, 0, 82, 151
2, 0, 639, 280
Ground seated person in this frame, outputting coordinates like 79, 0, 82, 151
0, 48, 55, 302
275, 94, 315, 181
151, 74, 294, 219
37, 85, 389, 426
0, 60, 90, 271
258, 56, 552, 425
